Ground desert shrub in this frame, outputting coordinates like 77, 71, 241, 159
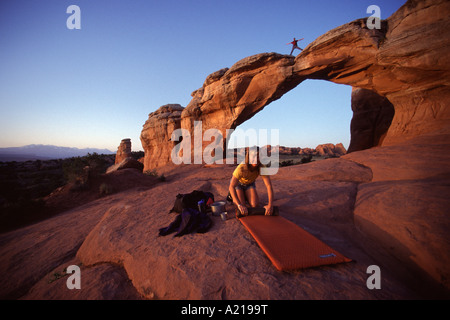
69, 176, 89, 192
301, 155, 313, 163
144, 169, 166, 182
84, 152, 110, 174
144, 169, 158, 177
62, 153, 111, 184
280, 160, 294, 167
62, 156, 86, 183
131, 151, 145, 160
99, 183, 114, 195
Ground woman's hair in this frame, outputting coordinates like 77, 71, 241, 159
244, 146, 261, 172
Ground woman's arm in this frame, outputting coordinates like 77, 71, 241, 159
229, 176, 248, 215
262, 175, 274, 215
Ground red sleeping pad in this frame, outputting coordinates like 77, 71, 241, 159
239, 215, 351, 271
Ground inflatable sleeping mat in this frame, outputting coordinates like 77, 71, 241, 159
239, 214, 351, 271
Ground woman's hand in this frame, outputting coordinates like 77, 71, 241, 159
238, 204, 248, 216
264, 205, 273, 216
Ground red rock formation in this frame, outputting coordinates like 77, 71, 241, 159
140, 104, 183, 169
140, 0, 450, 171
106, 158, 144, 174
109, 139, 144, 173
295, 0, 450, 146
275, 144, 347, 157
315, 143, 346, 157
115, 139, 132, 165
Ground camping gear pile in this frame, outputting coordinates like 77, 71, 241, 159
159, 190, 216, 237
158, 190, 352, 272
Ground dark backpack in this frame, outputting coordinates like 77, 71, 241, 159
159, 207, 213, 237
169, 190, 214, 214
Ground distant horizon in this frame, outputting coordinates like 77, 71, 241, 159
0, 141, 349, 163
0, 141, 348, 152
0, 140, 348, 154
0, 143, 115, 152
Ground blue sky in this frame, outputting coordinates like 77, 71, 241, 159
0, 0, 405, 152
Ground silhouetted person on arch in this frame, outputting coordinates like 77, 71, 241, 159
288, 37, 303, 55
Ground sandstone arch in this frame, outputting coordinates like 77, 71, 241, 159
141, 0, 450, 171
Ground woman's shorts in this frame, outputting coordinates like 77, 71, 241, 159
235, 181, 256, 192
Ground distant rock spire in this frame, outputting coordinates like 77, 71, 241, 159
115, 139, 132, 164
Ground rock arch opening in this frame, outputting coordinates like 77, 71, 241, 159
227, 80, 354, 153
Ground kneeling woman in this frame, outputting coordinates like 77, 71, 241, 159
228, 147, 274, 216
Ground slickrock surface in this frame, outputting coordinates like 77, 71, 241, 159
2, 135, 449, 299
